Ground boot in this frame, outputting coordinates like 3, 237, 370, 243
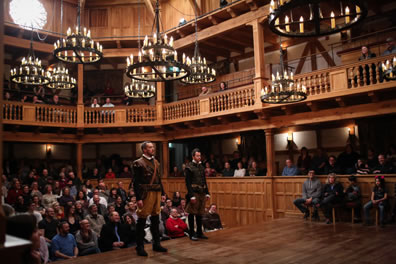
135, 218, 148, 256
196, 215, 208, 239
150, 215, 167, 252
188, 214, 198, 241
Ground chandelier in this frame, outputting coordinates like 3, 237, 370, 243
10, 30, 50, 85
125, 79, 156, 98
180, 3, 216, 84
46, 63, 76, 89
53, 0, 102, 64
268, 0, 367, 37
261, 44, 307, 104
382, 57, 396, 81
125, 0, 190, 82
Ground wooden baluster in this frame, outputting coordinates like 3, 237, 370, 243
362, 65, 367, 86
376, 62, 381, 83
356, 66, 362, 87
369, 65, 374, 85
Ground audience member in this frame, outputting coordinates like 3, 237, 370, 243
85, 204, 106, 235
52, 201, 64, 220
202, 204, 223, 231
311, 148, 327, 174
320, 174, 344, 224
219, 81, 227, 91
199, 86, 211, 96
63, 205, 81, 236
172, 191, 182, 207
366, 148, 378, 169
248, 161, 260, 176
116, 181, 127, 201
222, 162, 234, 177
120, 166, 132, 178
204, 162, 216, 177
102, 98, 114, 107
282, 159, 299, 176
6, 179, 22, 206
52, 222, 78, 260
75, 219, 101, 256
114, 195, 126, 216
344, 175, 362, 221
105, 168, 116, 179
297, 147, 311, 175
359, 45, 376, 60
166, 208, 188, 238
99, 211, 127, 252
91, 98, 100, 107
355, 158, 370, 174
364, 176, 388, 227
170, 166, 182, 177
293, 170, 322, 220
123, 214, 137, 246
324, 155, 341, 175
59, 187, 75, 208
177, 198, 188, 221
372, 154, 394, 174
39, 207, 59, 244
234, 162, 246, 177
337, 144, 360, 174
161, 199, 173, 223
382, 37, 396, 55
52, 95, 61, 106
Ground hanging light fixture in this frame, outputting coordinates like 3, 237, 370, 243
47, 0, 76, 90
261, 39, 307, 104
53, 0, 103, 64
124, 0, 156, 98
125, 0, 190, 82
268, 0, 367, 37
10, 28, 50, 85
382, 57, 396, 81
180, 1, 216, 84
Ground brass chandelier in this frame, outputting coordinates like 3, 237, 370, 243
10, 29, 50, 86
261, 43, 307, 104
180, 2, 216, 84
125, 0, 190, 82
53, 0, 103, 64
268, 0, 367, 37
382, 57, 396, 81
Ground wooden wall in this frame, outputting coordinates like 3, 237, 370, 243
101, 175, 396, 228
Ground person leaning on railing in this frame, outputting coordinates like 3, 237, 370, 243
358, 45, 376, 85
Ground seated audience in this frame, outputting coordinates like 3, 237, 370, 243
120, 166, 132, 178
359, 45, 376, 60
372, 154, 394, 174
293, 170, 322, 220
203, 204, 223, 231
234, 162, 246, 177
75, 219, 100, 256
366, 148, 378, 169
39, 207, 59, 244
199, 86, 211, 96
364, 176, 388, 227
161, 199, 173, 222
89, 189, 108, 207
337, 144, 360, 174
166, 208, 188, 238
52, 202, 64, 220
320, 174, 344, 224
105, 168, 116, 179
219, 81, 227, 91
59, 187, 75, 208
324, 155, 341, 175
91, 98, 100, 107
75, 201, 87, 219
30, 181, 42, 200
123, 214, 137, 246
382, 37, 396, 55
205, 162, 216, 177
63, 205, 80, 236
102, 98, 114, 107
52, 222, 78, 260
108, 188, 119, 204
7, 214, 42, 264
116, 181, 127, 201
99, 211, 127, 252
311, 148, 327, 174
124, 201, 138, 222
114, 195, 126, 216
52, 95, 61, 106
6, 179, 22, 206
170, 166, 182, 177
85, 204, 106, 235
344, 175, 362, 221
32, 95, 43, 104
92, 194, 108, 216
222, 162, 234, 177
172, 191, 182, 207
282, 159, 299, 176
297, 147, 311, 175
177, 198, 188, 220
248, 161, 260, 176
355, 158, 370, 174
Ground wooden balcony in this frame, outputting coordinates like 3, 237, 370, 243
3, 55, 396, 131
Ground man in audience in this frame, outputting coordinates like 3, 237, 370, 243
185, 148, 210, 241
38, 207, 59, 244
99, 211, 127, 252
222, 162, 234, 177
282, 159, 299, 176
293, 170, 322, 220
177, 198, 188, 221
161, 198, 173, 223
52, 222, 78, 260
133, 141, 167, 256
92, 194, 108, 216
85, 204, 106, 236
324, 155, 341, 174
203, 204, 223, 231
382, 37, 396, 55
165, 208, 188, 238
199, 86, 211, 96
124, 201, 138, 222
230, 151, 241, 170
102, 97, 115, 107
52, 94, 61, 105
372, 154, 394, 174
311, 148, 328, 174
75, 219, 101, 256
89, 189, 108, 207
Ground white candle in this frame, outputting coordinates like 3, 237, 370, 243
345, 7, 350, 23
285, 16, 290, 32
299, 16, 304, 33
330, 12, 335, 29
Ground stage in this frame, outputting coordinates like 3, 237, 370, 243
58, 218, 396, 264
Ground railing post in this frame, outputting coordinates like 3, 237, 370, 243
76, 143, 83, 181
0, 0, 5, 246
265, 129, 275, 177
77, 64, 84, 128
161, 141, 169, 178
156, 82, 165, 123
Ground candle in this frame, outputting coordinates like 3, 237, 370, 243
72, 38, 76, 47
153, 33, 157, 44
183, 53, 186, 64
139, 51, 142, 62
285, 16, 290, 32
345, 6, 350, 23
131, 54, 133, 64
164, 34, 168, 44
75, 26, 78, 34
272, 73, 275, 81
356, 5, 361, 14
144, 36, 148, 46
393, 57, 396, 67
84, 27, 87, 36
270, 0, 275, 10
299, 16, 304, 33
330, 12, 335, 29
82, 39, 85, 47
67, 27, 71, 36
174, 50, 177, 61
169, 37, 174, 47
87, 30, 91, 38
127, 57, 130, 66
63, 39, 66, 47
91, 41, 94, 49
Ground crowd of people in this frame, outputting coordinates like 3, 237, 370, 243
2, 161, 223, 262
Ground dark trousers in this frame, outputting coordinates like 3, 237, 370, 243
321, 194, 342, 219
293, 198, 320, 214
188, 214, 203, 237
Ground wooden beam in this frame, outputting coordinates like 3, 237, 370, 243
203, 39, 244, 54
227, 8, 237, 18
220, 35, 253, 48
306, 101, 319, 112
144, 0, 155, 18
236, 112, 250, 121
246, 0, 258, 11
336, 97, 346, 107
102, 48, 138, 58
4, 35, 52, 53
174, 5, 269, 49
254, 110, 269, 120
208, 15, 220, 25
281, 106, 293, 115
314, 40, 336, 67
295, 43, 310, 74
368, 91, 379, 103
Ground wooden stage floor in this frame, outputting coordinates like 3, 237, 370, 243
58, 218, 396, 264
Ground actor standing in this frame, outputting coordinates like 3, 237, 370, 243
132, 141, 167, 256
185, 148, 210, 241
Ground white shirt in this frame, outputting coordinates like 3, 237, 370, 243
91, 103, 100, 108
102, 103, 114, 107
88, 196, 108, 207
234, 168, 246, 177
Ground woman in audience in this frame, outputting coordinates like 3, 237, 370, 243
320, 173, 344, 224
248, 161, 259, 176
108, 188, 119, 204
358, 45, 376, 60
172, 191, 182, 207
42, 184, 58, 209
297, 147, 312, 175
123, 214, 137, 246
52, 201, 64, 220
75, 201, 87, 219
219, 81, 227, 91
234, 162, 246, 177
32, 195, 44, 214
205, 162, 216, 177
364, 176, 388, 227
105, 168, 116, 179
21, 184, 31, 206
114, 195, 126, 217
119, 166, 132, 178
14, 195, 28, 213
91, 97, 100, 107
30, 181, 42, 200
355, 159, 370, 174
76, 190, 88, 207
64, 205, 81, 236
344, 175, 362, 221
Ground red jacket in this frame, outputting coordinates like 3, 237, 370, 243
166, 216, 187, 238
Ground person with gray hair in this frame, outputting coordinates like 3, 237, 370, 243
382, 37, 396, 56
85, 204, 105, 235
75, 219, 100, 256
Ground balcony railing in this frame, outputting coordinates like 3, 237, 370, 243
3, 54, 395, 128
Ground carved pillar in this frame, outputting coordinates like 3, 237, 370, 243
156, 82, 165, 122
0, 0, 5, 246
76, 143, 83, 180
265, 129, 275, 176
161, 141, 169, 178
77, 64, 84, 128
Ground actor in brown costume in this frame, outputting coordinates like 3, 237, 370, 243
185, 148, 210, 241
132, 141, 167, 256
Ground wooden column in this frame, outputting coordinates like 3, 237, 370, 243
161, 141, 169, 178
265, 129, 275, 176
248, 19, 267, 107
76, 143, 83, 180
0, 0, 5, 246
156, 82, 165, 122
77, 64, 84, 128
